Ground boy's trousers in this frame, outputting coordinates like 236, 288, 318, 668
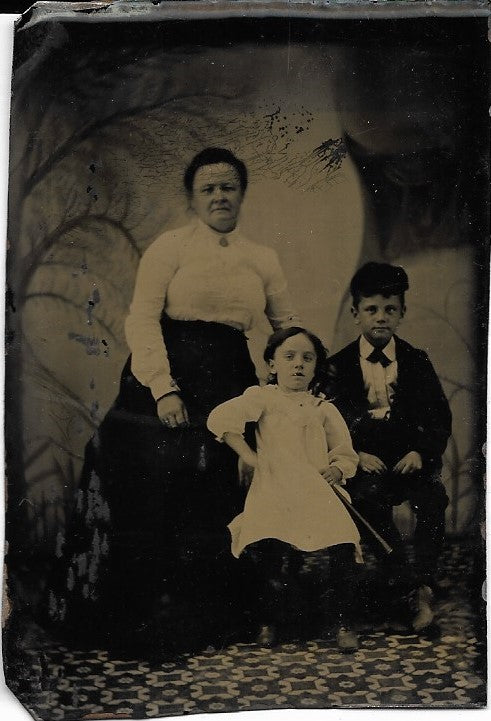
347, 417, 449, 588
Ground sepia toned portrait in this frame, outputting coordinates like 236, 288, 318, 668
2, 1, 488, 719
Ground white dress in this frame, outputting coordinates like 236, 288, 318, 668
207, 385, 362, 559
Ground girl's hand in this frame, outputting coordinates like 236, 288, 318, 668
222, 432, 257, 479
238, 458, 256, 487
321, 466, 343, 486
157, 392, 189, 428
240, 450, 258, 472
223, 431, 257, 468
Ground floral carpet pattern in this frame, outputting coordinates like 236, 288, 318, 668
5, 542, 487, 720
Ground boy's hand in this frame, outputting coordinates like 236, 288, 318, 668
358, 452, 387, 474
393, 451, 422, 474
321, 466, 343, 486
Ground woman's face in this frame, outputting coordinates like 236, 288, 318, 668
190, 163, 244, 233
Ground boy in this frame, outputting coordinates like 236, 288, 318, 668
326, 262, 452, 630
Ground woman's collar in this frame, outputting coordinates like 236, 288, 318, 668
195, 217, 242, 243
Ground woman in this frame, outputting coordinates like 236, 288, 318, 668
47, 148, 300, 657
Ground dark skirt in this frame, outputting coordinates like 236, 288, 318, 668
46, 316, 258, 654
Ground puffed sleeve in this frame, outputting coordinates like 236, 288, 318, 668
207, 386, 266, 441
322, 402, 359, 481
124, 233, 180, 400
262, 248, 302, 330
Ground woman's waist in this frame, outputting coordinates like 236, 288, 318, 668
159, 313, 254, 362
162, 310, 255, 339
164, 309, 251, 331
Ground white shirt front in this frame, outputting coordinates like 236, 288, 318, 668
359, 335, 397, 420
125, 219, 300, 399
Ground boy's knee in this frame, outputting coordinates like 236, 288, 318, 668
412, 476, 449, 513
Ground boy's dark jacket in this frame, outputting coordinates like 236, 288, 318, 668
325, 335, 452, 471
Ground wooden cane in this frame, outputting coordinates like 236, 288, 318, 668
332, 484, 393, 555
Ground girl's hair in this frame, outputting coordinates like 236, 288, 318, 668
183, 147, 248, 195
263, 327, 329, 392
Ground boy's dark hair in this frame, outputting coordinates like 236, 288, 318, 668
263, 327, 328, 391
350, 262, 409, 308
184, 147, 248, 195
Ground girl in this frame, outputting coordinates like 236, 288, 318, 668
207, 327, 363, 652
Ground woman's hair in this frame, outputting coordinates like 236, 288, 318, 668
184, 147, 248, 195
263, 327, 329, 392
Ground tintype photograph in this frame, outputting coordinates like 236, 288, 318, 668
2, 1, 489, 719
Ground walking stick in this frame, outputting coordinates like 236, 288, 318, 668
332, 484, 393, 555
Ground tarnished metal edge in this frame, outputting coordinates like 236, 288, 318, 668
15, 0, 491, 32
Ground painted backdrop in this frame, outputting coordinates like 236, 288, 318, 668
5, 11, 487, 597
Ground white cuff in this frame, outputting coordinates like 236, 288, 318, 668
150, 375, 181, 401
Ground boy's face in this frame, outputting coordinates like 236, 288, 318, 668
351, 293, 405, 347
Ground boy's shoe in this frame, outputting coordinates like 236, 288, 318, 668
410, 585, 434, 631
255, 624, 277, 647
336, 626, 359, 653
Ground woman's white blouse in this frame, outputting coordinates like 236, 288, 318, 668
207, 385, 361, 558
125, 220, 300, 399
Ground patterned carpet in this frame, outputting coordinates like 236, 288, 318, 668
4, 541, 487, 719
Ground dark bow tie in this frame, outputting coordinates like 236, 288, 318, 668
366, 347, 391, 368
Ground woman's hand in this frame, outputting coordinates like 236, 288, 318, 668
321, 466, 343, 486
157, 393, 189, 428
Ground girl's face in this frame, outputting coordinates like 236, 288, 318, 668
190, 163, 244, 233
269, 333, 317, 393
